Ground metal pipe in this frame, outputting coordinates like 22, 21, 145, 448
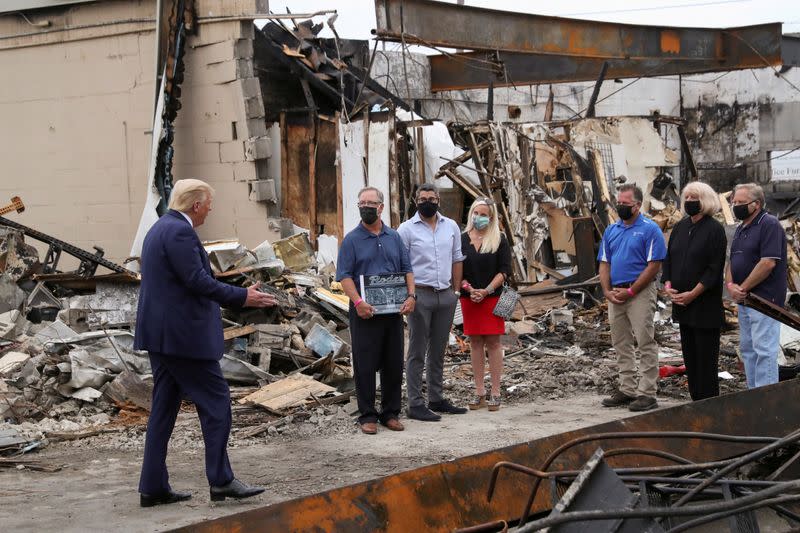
515, 480, 800, 532
517, 430, 782, 524
672, 428, 800, 508
767, 447, 800, 481
152, 0, 164, 123
454, 520, 508, 533
666, 494, 800, 533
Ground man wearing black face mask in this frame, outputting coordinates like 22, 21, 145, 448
336, 187, 416, 435
726, 183, 787, 389
398, 183, 467, 421
598, 183, 667, 412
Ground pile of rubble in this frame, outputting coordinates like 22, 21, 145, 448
0, 226, 361, 459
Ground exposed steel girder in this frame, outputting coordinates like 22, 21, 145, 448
373, 0, 788, 90
374, 0, 782, 61
429, 43, 792, 91
172, 379, 800, 533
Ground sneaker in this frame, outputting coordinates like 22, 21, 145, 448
629, 396, 658, 412
602, 391, 636, 407
429, 399, 468, 415
407, 405, 442, 421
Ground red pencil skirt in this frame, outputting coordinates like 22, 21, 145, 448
460, 295, 505, 336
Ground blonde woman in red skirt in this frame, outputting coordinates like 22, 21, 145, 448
460, 197, 512, 411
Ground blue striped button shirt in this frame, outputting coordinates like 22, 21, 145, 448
397, 212, 465, 290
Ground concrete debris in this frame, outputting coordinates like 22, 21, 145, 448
0, 351, 30, 376
304, 323, 346, 358
59, 282, 139, 332
204, 240, 249, 273
0, 229, 39, 281
0, 274, 26, 314
0, 310, 25, 339
273, 233, 316, 272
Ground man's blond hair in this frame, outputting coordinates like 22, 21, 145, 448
168, 179, 215, 212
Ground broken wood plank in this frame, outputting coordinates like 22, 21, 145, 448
518, 276, 600, 296
313, 288, 349, 311
443, 170, 482, 199
433, 140, 490, 180
238, 373, 336, 412
223, 324, 257, 341
719, 192, 735, 225
530, 261, 566, 280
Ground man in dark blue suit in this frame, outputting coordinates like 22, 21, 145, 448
135, 179, 276, 507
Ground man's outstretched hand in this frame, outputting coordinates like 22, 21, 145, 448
244, 282, 278, 307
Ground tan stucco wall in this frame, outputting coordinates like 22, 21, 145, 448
0, 0, 272, 269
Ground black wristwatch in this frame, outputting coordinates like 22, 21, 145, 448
407, 293, 417, 300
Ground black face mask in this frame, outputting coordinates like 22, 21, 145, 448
684, 200, 701, 217
417, 201, 439, 218
733, 202, 753, 221
359, 206, 379, 225
616, 204, 634, 221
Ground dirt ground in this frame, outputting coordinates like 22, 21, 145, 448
0, 393, 685, 532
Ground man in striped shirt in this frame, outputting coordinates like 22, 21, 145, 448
598, 183, 667, 412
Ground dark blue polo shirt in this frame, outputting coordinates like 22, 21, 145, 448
730, 210, 787, 306
597, 214, 667, 286
336, 223, 412, 282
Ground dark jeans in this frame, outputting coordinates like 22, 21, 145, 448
679, 324, 721, 401
349, 311, 404, 424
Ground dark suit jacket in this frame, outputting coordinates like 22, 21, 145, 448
134, 210, 247, 360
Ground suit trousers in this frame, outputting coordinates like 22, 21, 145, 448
608, 283, 659, 398
406, 287, 458, 408
679, 324, 720, 401
349, 311, 404, 424
139, 353, 234, 494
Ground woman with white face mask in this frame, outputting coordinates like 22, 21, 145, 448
460, 197, 512, 411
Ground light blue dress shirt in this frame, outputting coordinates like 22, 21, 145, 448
398, 212, 465, 290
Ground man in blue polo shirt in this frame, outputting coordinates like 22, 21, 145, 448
336, 187, 416, 435
598, 183, 667, 412
726, 183, 788, 389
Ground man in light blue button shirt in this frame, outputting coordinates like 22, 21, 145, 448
398, 183, 467, 421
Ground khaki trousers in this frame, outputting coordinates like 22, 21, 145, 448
608, 283, 659, 398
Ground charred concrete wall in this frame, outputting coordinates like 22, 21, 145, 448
681, 67, 800, 192
373, 53, 799, 195
0, 0, 273, 267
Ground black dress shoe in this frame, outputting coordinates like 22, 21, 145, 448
406, 405, 442, 422
429, 399, 468, 415
140, 489, 192, 508
210, 478, 265, 502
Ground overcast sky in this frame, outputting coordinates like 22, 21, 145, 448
264, 0, 800, 47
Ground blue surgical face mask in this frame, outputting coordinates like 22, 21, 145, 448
473, 215, 490, 230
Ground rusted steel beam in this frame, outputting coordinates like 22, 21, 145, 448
172, 379, 800, 533
745, 292, 800, 331
374, 0, 783, 63
428, 43, 784, 91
